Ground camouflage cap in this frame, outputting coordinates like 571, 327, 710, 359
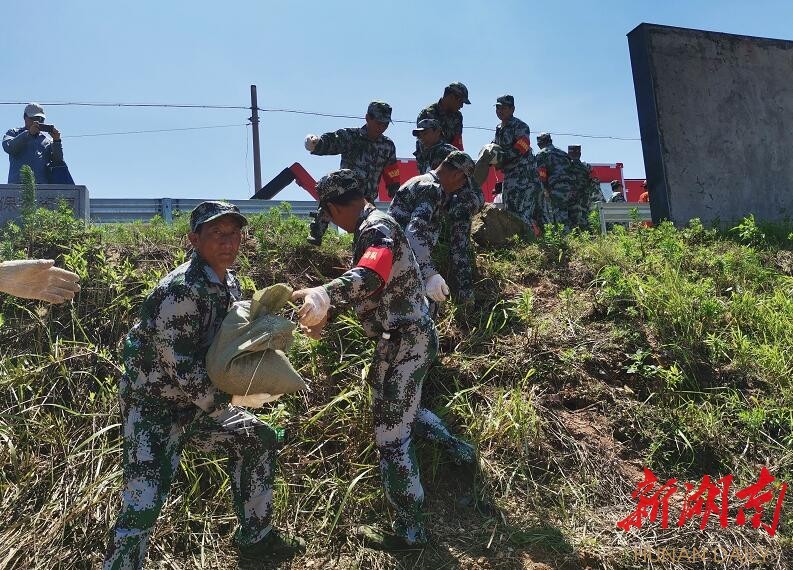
367, 101, 392, 123
412, 118, 441, 136
610, 180, 623, 189
495, 95, 514, 107
190, 201, 248, 233
568, 144, 581, 153
441, 150, 475, 176
536, 132, 552, 145
446, 82, 471, 104
316, 169, 362, 205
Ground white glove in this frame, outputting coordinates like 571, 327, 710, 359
425, 274, 450, 303
304, 134, 319, 152
0, 259, 80, 304
232, 393, 281, 408
291, 286, 331, 327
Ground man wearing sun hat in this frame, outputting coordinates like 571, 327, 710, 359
103, 201, 304, 568
3, 102, 65, 183
304, 100, 400, 200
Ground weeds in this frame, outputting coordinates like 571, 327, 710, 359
0, 208, 790, 569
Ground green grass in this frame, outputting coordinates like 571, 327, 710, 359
0, 206, 790, 569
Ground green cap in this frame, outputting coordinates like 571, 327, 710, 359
316, 169, 362, 204
446, 82, 471, 104
190, 201, 248, 233
442, 150, 475, 176
495, 95, 514, 107
367, 101, 392, 123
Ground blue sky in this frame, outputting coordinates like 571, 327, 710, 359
3, 1, 792, 200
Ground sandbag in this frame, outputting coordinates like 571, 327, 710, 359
471, 204, 529, 247
474, 144, 502, 186
207, 283, 307, 396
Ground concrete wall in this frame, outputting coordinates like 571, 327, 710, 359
0, 184, 89, 225
628, 24, 793, 226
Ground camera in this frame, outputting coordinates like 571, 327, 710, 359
307, 206, 329, 246
38, 124, 55, 134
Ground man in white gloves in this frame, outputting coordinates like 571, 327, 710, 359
292, 170, 475, 550
388, 150, 476, 304
0, 259, 80, 303
103, 201, 304, 569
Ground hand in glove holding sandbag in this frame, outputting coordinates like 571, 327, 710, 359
0, 259, 80, 303
231, 393, 281, 408
291, 286, 331, 327
299, 313, 328, 340
425, 273, 450, 303
304, 134, 320, 152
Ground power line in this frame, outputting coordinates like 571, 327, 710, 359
0, 100, 641, 141
0, 100, 249, 110
64, 123, 249, 138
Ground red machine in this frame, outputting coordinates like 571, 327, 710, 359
255, 160, 627, 203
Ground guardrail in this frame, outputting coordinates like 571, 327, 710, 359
89, 198, 321, 224
597, 202, 652, 234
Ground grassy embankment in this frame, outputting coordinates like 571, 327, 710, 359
0, 189, 791, 569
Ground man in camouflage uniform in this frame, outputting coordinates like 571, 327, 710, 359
293, 170, 474, 549
491, 95, 541, 228
103, 202, 303, 569
534, 132, 577, 231
412, 120, 483, 303
389, 151, 481, 304
567, 144, 600, 230
416, 82, 470, 151
305, 101, 400, 200
609, 179, 626, 202
413, 118, 457, 175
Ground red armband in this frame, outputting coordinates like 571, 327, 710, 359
538, 166, 548, 182
513, 135, 531, 155
356, 246, 393, 284
383, 162, 400, 186
451, 134, 464, 151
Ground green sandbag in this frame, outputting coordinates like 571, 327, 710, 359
471, 204, 528, 247
207, 283, 307, 396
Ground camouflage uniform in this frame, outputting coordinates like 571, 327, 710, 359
417, 102, 464, 150
104, 205, 279, 569
389, 152, 481, 303
320, 198, 463, 543
443, 179, 484, 302
493, 116, 541, 227
414, 140, 458, 175
411, 140, 482, 302
568, 157, 599, 230
535, 141, 577, 231
311, 126, 398, 202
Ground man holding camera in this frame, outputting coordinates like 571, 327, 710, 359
3, 103, 64, 184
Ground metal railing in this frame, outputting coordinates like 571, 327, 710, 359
597, 202, 652, 234
88, 198, 320, 224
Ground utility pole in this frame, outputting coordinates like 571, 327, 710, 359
250, 85, 262, 194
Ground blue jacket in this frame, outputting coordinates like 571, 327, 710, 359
3, 127, 63, 183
